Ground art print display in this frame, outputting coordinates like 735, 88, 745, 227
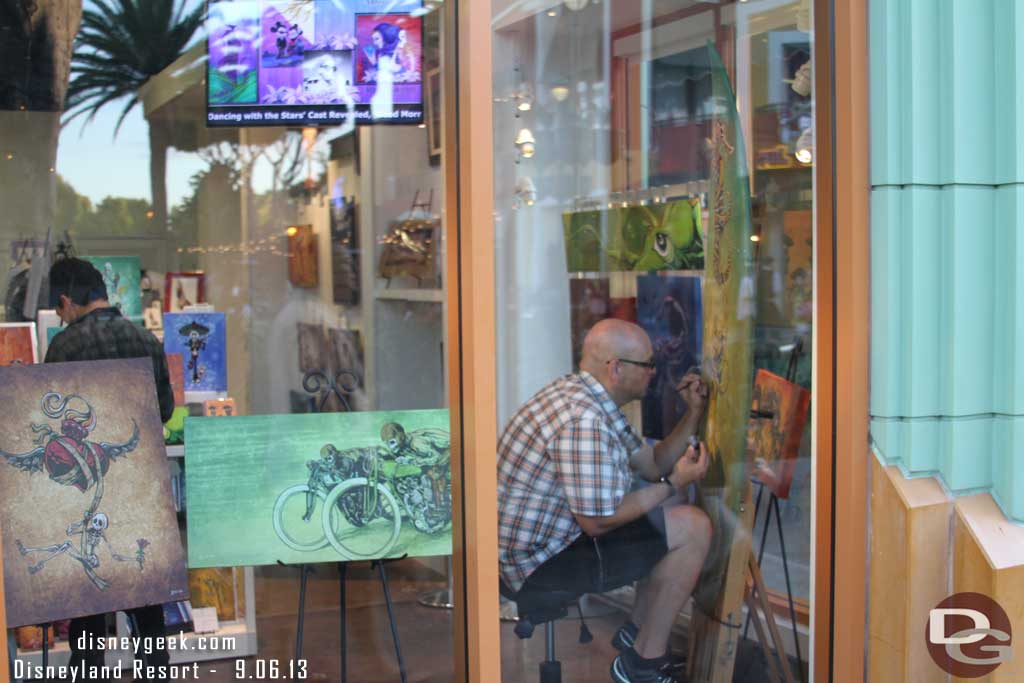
203, 398, 237, 417
563, 198, 704, 272
0, 322, 38, 365
568, 278, 609, 369
164, 272, 206, 313
287, 225, 319, 288
162, 313, 228, 394
207, 0, 260, 105
0, 359, 188, 627
331, 195, 360, 305
206, 0, 424, 127
82, 256, 142, 321
748, 370, 810, 500
378, 218, 439, 281
637, 275, 703, 440
188, 567, 243, 622
36, 310, 61, 360
185, 409, 451, 566
167, 353, 186, 406
297, 323, 328, 374
328, 328, 365, 387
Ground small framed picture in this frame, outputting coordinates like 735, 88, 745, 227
426, 67, 442, 162
164, 272, 206, 313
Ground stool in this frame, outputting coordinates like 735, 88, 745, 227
500, 581, 583, 683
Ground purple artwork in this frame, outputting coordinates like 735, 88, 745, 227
261, 2, 314, 69
354, 13, 422, 105
207, 1, 260, 104
314, 0, 357, 50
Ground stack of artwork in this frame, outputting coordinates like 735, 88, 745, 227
0, 359, 188, 626
185, 409, 451, 566
208, 0, 422, 108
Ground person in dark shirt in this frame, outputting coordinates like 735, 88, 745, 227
47, 257, 173, 678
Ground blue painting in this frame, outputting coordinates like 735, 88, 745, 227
82, 256, 143, 322
637, 274, 703, 440
162, 313, 228, 394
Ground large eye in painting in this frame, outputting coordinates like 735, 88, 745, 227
654, 232, 671, 259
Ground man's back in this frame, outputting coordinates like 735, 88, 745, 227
497, 372, 640, 590
45, 307, 175, 423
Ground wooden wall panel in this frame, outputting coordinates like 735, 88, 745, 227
868, 456, 952, 683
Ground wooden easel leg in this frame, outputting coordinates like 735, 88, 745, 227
295, 564, 311, 660
743, 592, 782, 683
772, 495, 804, 683
339, 562, 348, 683
748, 555, 796, 683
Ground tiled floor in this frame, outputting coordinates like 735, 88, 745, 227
138, 560, 804, 682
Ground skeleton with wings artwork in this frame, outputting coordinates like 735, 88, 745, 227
1, 392, 149, 591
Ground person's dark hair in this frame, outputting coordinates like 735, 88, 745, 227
373, 23, 401, 57
48, 257, 107, 308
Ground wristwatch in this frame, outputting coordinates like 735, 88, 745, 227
658, 474, 675, 489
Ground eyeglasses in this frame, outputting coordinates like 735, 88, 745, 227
612, 358, 657, 370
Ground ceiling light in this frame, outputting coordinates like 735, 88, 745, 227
547, 9, 557, 17
550, 85, 570, 102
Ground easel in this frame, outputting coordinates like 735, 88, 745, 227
282, 369, 408, 683
744, 338, 805, 682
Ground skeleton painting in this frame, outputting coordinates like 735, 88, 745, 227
0, 359, 188, 627
163, 312, 228, 393
82, 256, 143, 322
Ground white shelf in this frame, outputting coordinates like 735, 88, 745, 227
374, 288, 444, 303
166, 445, 185, 458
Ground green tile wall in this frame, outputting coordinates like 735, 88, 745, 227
870, 0, 1024, 521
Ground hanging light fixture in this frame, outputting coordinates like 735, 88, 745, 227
795, 126, 814, 164
515, 127, 536, 158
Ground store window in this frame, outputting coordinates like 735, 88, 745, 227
1, 1, 459, 681
492, 1, 815, 681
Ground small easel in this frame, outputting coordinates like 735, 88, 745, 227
744, 337, 805, 682
282, 369, 408, 683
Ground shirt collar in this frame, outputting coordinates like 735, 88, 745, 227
70, 306, 122, 328
578, 371, 631, 429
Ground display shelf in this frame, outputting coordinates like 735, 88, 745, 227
374, 287, 444, 303
166, 444, 185, 458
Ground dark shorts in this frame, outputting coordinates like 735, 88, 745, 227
521, 507, 668, 595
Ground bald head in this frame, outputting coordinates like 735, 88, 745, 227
580, 319, 651, 372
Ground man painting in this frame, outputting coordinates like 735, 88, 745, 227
498, 319, 711, 683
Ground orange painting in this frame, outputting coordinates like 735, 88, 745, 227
287, 225, 318, 288
0, 324, 37, 365
167, 353, 185, 406
748, 369, 810, 499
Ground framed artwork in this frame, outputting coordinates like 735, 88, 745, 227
636, 275, 703, 440
378, 218, 439, 281
297, 323, 328, 374
162, 313, 228, 394
164, 272, 206, 313
203, 398, 237, 417
167, 353, 186, 406
185, 409, 451, 567
0, 323, 38, 365
82, 256, 143, 321
426, 67, 442, 162
330, 197, 360, 306
748, 369, 811, 500
563, 198, 704, 272
188, 567, 243, 622
287, 225, 319, 288
0, 359, 188, 626
36, 310, 61, 360
568, 278, 609, 370
327, 328, 364, 387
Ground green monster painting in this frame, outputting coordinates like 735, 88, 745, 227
563, 197, 704, 272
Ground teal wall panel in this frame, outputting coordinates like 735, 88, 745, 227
870, 0, 1024, 521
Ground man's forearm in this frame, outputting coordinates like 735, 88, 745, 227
652, 410, 702, 475
576, 483, 674, 537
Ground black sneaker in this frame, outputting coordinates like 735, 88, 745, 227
612, 624, 687, 681
610, 653, 674, 683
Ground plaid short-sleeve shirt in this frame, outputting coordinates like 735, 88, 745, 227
497, 372, 643, 591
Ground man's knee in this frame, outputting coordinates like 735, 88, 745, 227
665, 505, 712, 554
